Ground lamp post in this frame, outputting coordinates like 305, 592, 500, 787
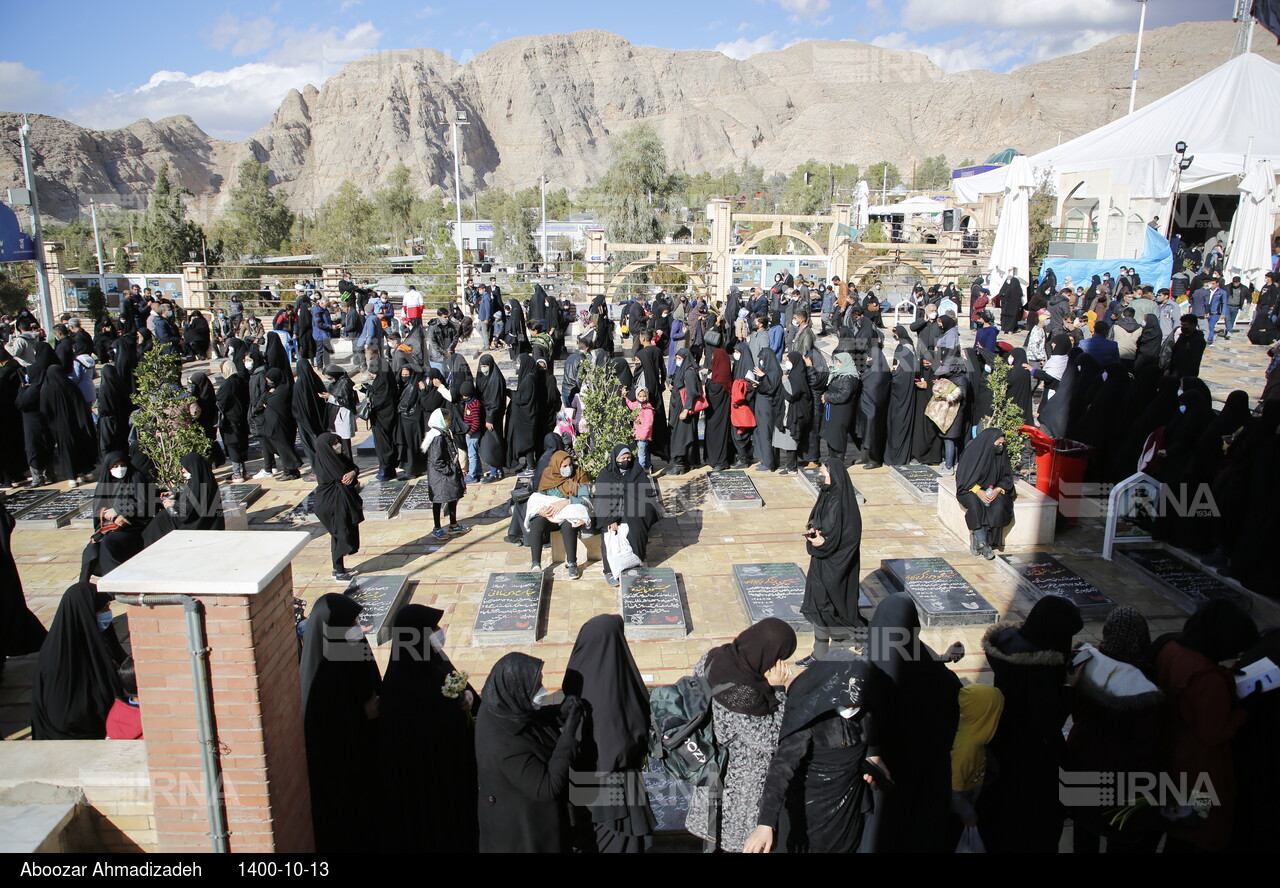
437, 111, 470, 299
540, 174, 548, 271
90, 198, 107, 296
1166, 141, 1194, 239
12, 117, 55, 331
1128, 0, 1149, 116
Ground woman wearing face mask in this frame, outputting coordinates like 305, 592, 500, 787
300, 593, 382, 852
365, 354, 400, 482
146, 452, 224, 543
395, 362, 428, 479
525, 451, 592, 579
668, 348, 702, 475
749, 349, 782, 472
592, 445, 659, 586
217, 359, 251, 483
420, 407, 469, 542
954, 427, 1015, 560
476, 651, 583, 853
773, 350, 812, 476
797, 457, 865, 666
312, 431, 363, 582
378, 604, 479, 853
30, 583, 125, 740
80, 451, 157, 584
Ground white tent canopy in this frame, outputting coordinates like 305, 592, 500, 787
868, 196, 946, 216
1225, 158, 1279, 286
954, 53, 1280, 204
986, 156, 1034, 291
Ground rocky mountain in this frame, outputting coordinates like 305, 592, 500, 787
2, 21, 1273, 225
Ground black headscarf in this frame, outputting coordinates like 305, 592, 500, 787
808, 455, 861, 555
477, 353, 507, 417
564, 614, 650, 772
1177, 600, 1258, 664
705, 618, 798, 717
778, 657, 882, 740
610, 357, 634, 392
300, 592, 379, 710
92, 450, 154, 526
30, 583, 123, 740
480, 651, 545, 726
292, 357, 327, 462
1016, 596, 1083, 660
1006, 347, 1034, 425
175, 452, 223, 530
955, 427, 1015, 496
312, 432, 363, 558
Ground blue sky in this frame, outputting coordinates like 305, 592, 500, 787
1, 0, 1227, 141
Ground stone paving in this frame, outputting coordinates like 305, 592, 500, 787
2, 315, 1275, 741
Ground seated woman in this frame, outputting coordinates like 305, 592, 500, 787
80, 451, 157, 584
954, 427, 1016, 560
30, 583, 125, 740
524, 450, 591, 579
592, 444, 660, 587
147, 452, 225, 542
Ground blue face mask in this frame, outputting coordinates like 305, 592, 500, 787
97, 611, 113, 631
1179, 405, 1187, 414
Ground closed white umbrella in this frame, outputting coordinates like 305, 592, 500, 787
986, 155, 1034, 292
855, 180, 870, 230
1225, 158, 1278, 288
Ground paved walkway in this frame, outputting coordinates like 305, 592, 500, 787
2, 321, 1275, 740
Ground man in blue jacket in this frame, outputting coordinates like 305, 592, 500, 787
1078, 320, 1121, 368
1204, 275, 1227, 345
354, 302, 384, 372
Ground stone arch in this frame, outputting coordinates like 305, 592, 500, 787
847, 256, 931, 287
605, 259, 709, 300
735, 222, 825, 256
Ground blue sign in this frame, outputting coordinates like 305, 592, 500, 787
0, 203, 36, 263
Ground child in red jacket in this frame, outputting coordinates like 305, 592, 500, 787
105, 658, 143, 740
625, 386, 655, 471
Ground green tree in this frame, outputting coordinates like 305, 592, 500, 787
225, 159, 295, 256
492, 194, 537, 264
85, 284, 107, 322
578, 360, 637, 478
913, 155, 952, 190
593, 123, 679, 244
986, 357, 1029, 473
781, 159, 830, 215
313, 181, 377, 265
113, 244, 132, 274
1028, 170, 1057, 277
865, 161, 902, 195
138, 163, 204, 273
132, 347, 212, 493
373, 163, 418, 252
0, 265, 31, 316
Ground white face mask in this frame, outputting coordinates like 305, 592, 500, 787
244, 361, 254, 370
560, 464, 574, 477
675, 359, 684, 368
344, 624, 364, 643
783, 362, 793, 371
479, 366, 490, 374
791, 318, 799, 326
182, 471, 192, 481
110, 467, 128, 479
531, 686, 548, 709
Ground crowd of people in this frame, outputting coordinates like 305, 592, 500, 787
2, 252, 1278, 854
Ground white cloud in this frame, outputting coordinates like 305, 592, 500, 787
414, 5, 440, 17
207, 14, 277, 57
65, 22, 383, 140
896, 0, 1132, 31
339, 0, 363, 10
776, 0, 831, 21
0, 62, 66, 114
715, 33, 780, 59
869, 31, 1024, 73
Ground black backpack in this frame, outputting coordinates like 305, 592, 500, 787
648, 675, 731, 840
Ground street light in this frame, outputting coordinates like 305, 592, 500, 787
7, 117, 55, 330
540, 174, 549, 271
1128, 0, 1149, 116
436, 110, 470, 299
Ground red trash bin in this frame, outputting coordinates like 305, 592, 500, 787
1019, 424, 1094, 518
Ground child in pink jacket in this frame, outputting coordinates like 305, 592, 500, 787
625, 386, 655, 471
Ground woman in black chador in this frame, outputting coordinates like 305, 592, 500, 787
884, 325, 916, 466
954, 427, 1016, 560
743, 657, 888, 854
30, 583, 123, 740
797, 457, 865, 666
564, 614, 656, 852
377, 604, 479, 853
311, 432, 362, 582
667, 348, 702, 474
80, 451, 157, 583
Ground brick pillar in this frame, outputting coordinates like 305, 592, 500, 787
43, 241, 69, 318
99, 531, 313, 853
182, 262, 211, 310
830, 203, 853, 286
585, 229, 606, 296
321, 265, 343, 303
708, 198, 732, 308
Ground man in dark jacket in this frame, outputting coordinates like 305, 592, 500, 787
1160, 314, 1206, 379
1047, 288, 1072, 336
426, 308, 457, 373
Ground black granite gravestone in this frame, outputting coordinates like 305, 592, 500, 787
732, 562, 808, 628
2, 488, 61, 517
1120, 548, 1243, 610
354, 434, 376, 457
643, 758, 690, 834
473, 571, 545, 644
880, 557, 997, 626
889, 464, 939, 503
396, 482, 435, 517
796, 465, 867, 504
708, 470, 764, 509
619, 567, 686, 638
220, 484, 264, 509
345, 574, 411, 644
251, 494, 318, 527
997, 552, 1113, 615
17, 489, 96, 529
359, 478, 409, 521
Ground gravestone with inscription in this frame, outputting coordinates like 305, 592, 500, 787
796, 465, 866, 504
643, 757, 690, 834
708, 470, 764, 509
354, 434, 376, 457
359, 478, 410, 521
889, 464, 939, 503
251, 494, 318, 528
17, 488, 96, 529
881, 557, 997, 626
473, 571, 545, 645
733, 563, 809, 628
396, 482, 435, 517
619, 567, 686, 638
2, 488, 61, 518
345, 574, 411, 644
1120, 548, 1244, 611
998, 552, 1113, 615
220, 484, 264, 509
